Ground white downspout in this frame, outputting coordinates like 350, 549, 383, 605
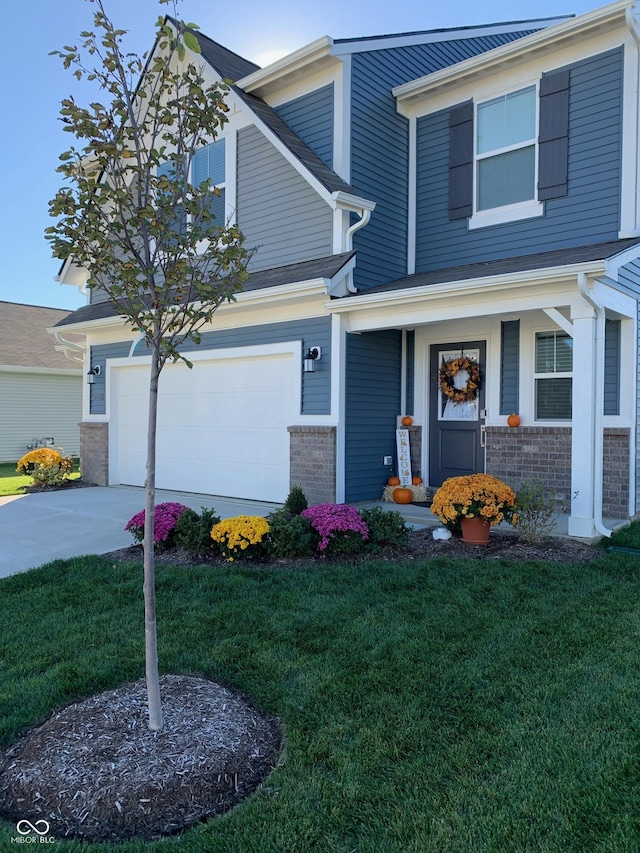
344, 209, 371, 292
577, 272, 612, 537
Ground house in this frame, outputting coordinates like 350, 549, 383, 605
0, 301, 84, 462
54, 0, 640, 538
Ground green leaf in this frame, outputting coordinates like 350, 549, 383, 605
183, 32, 201, 54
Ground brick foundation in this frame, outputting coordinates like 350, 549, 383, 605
602, 429, 631, 518
79, 422, 109, 486
288, 425, 336, 505
485, 426, 629, 518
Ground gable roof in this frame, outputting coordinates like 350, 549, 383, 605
186, 26, 357, 198
0, 302, 84, 370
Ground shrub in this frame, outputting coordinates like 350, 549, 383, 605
515, 480, 557, 543
173, 506, 221, 556
16, 448, 62, 475
267, 509, 319, 558
30, 455, 74, 488
301, 503, 369, 554
359, 506, 410, 551
125, 502, 190, 546
282, 486, 308, 516
211, 515, 270, 561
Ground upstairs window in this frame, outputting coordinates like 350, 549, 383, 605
192, 138, 226, 223
476, 86, 537, 212
535, 331, 572, 420
448, 70, 569, 227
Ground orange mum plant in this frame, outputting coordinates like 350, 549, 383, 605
431, 474, 518, 528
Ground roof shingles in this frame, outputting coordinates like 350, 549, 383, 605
0, 302, 84, 369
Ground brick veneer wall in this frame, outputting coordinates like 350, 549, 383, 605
485, 426, 629, 518
603, 429, 631, 518
288, 425, 336, 505
79, 422, 109, 486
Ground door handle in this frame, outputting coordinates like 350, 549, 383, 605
480, 425, 486, 448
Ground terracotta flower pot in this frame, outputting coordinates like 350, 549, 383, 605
460, 516, 491, 545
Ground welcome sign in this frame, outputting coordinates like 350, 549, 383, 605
396, 429, 412, 486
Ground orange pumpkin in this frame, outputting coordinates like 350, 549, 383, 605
387, 476, 401, 486
393, 487, 413, 504
401, 415, 413, 426
412, 476, 423, 485
507, 413, 521, 428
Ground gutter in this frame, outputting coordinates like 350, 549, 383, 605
577, 272, 612, 538
52, 330, 86, 364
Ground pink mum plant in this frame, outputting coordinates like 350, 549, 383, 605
301, 503, 369, 553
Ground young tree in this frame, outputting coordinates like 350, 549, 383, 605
46, 0, 251, 731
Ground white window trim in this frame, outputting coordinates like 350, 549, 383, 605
533, 329, 573, 422
469, 82, 544, 230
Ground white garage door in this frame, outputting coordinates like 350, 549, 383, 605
114, 352, 295, 502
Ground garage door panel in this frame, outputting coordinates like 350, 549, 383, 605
115, 353, 295, 502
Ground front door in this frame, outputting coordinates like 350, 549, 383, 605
429, 341, 486, 487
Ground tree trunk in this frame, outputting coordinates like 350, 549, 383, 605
144, 343, 163, 731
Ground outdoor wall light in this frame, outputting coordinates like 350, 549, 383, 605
303, 346, 321, 373
86, 365, 101, 384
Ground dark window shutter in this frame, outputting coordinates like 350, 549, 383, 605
604, 319, 621, 415
449, 101, 474, 220
538, 70, 570, 200
500, 321, 520, 415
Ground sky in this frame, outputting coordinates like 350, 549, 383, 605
0, 0, 607, 311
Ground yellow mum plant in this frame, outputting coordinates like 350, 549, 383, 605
16, 448, 62, 474
211, 515, 270, 561
431, 474, 518, 528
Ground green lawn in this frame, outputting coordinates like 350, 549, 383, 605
608, 519, 640, 551
0, 551, 639, 852
0, 461, 80, 497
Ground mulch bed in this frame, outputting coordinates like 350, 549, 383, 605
0, 676, 282, 842
104, 525, 600, 569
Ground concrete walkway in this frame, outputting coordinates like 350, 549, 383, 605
0, 486, 281, 578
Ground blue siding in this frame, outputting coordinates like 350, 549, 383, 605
618, 257, 640, 295
345, 330, 402, 501
405, 330, 415, 415
415, 48, 623, 273
90, 316, 332, 416
89, 342, 131, 415
350, 31, 538, 291
275, 85, 334, 169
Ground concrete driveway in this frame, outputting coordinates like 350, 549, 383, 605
0, 486, 281, 578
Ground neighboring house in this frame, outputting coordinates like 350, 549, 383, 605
0, 301, 84, 462
55, 0, 640, 538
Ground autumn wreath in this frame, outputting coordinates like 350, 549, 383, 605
439, 356, 481, 403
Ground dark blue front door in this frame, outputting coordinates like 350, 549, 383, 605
428, 341, 486, 487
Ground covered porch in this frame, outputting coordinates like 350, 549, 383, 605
331, 242, 639, 538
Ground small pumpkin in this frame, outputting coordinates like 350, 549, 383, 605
507, 413, 521, 428
387, 476, 401, 486
412, 476, 423, 486
401, 415, 413, 426
393, 487, 413, 504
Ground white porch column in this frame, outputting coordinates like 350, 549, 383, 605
567, 311, 598, 537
